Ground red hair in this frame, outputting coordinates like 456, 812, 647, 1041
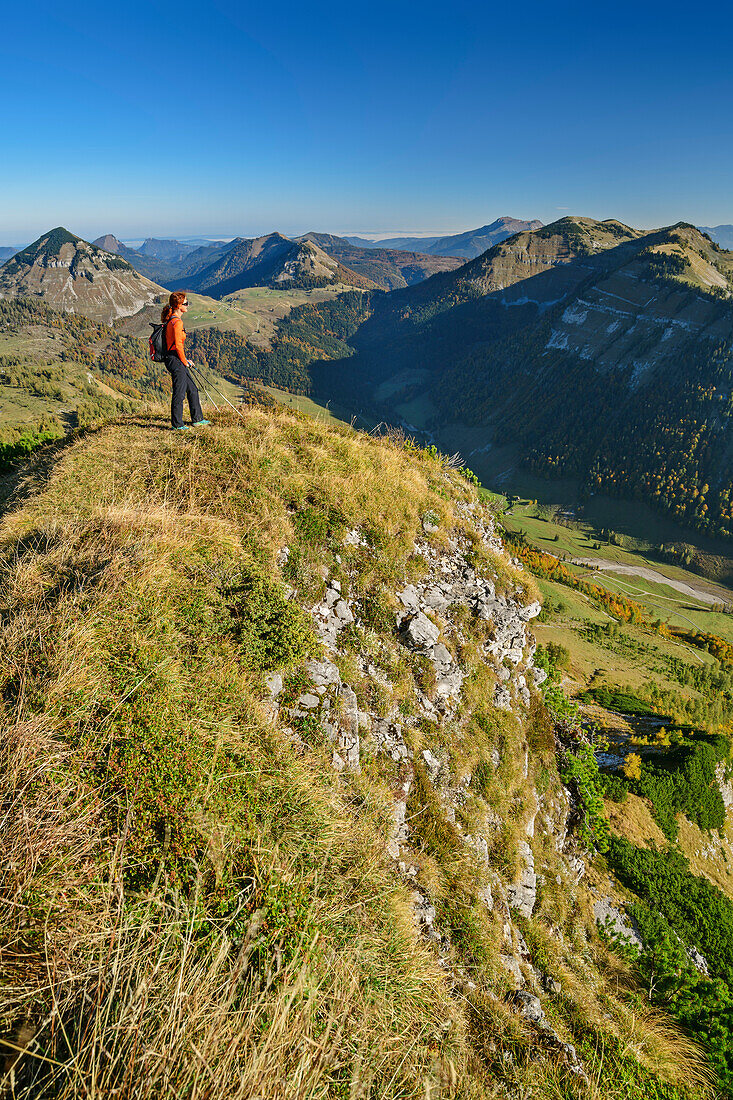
161, 291, 188, 323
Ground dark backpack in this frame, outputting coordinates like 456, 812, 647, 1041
149, 319, 169, 362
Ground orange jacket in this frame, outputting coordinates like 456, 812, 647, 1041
165, 316, 188, 366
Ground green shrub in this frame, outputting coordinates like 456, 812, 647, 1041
634, 739, 727, 839
293, 504, 346, 547
609, 837, 733, 982
602, 773, 628, 802
560, 742, 609, 851
226, 566, 314, 671
606, 845, 733, 1089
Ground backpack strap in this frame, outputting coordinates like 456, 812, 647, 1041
164, 314, 183, 356
164, 314, 175, 353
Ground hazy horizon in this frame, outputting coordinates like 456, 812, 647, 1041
4, 214, 733, 251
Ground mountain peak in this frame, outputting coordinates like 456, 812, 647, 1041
0, 225, 165, 324
93, 234, 123, 254
12, 226, 82, 264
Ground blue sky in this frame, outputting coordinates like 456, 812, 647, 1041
1, 0, 732, 243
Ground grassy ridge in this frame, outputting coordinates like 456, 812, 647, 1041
0, 408, 717, 1098
0, 410, 474, 1096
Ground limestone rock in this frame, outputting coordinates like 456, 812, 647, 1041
371, 719, 409, 762
397, 585, 420, 613
716, 761, 733, 811
422, 748, 441, 781
388, 773, 413, 859
334, 599, 354, 624
305, 658, 340, 688
344, 528, 368, 547
436, 669, 464, 699
512, 990, 544, 1024
336, 685, 361, 772
593, 897, 642, 950
507, 840, 537, 918
494, 685, 512, 710
430, 642, 453, 672
422, 586, 450, 612
264, 671, 283, 696
687, 945, 710, 976
402, 611, 440, 649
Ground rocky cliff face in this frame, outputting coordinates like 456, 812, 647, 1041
262, 500, 598, 1080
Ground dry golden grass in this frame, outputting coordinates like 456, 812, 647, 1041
0, 411, 484, 1096
677, 814, 733, 899
0, 409, 716, 1098
604, 794, 667, 850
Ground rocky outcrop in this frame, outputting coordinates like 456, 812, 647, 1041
593, 897, 643, 950
716, 761, 733, 811
263, 504, 595, 1076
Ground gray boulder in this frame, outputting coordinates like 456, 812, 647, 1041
403, 612, 440, 649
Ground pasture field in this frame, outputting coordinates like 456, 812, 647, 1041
221, 286, 351, 347
495, 496, 733, 634
533, 573, 718, 698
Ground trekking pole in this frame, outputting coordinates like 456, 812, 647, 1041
187, 363, 221, 413
187, 358, 244, 418
187, 362, 247, 420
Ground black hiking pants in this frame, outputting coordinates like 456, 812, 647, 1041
166, 354, 203, 428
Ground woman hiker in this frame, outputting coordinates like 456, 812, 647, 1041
162, 291, 210, 431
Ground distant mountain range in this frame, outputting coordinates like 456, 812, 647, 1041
346, 217, 544, 259
700, 224, 733, 250
79, 219, 547, 292
89, 231, 466, 293
296, 233, 463, 289
0, 227, 376, 331
239, 216, 733, 540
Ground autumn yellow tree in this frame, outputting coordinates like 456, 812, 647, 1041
623, 752, 643, 780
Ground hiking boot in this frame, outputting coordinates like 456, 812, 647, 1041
193, 419, 210, 426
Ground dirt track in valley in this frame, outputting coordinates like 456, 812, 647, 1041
573, 556, 726, 607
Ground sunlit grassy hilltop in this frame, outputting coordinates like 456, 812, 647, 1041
0, 407, 716, 1099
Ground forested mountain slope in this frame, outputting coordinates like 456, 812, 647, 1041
0, 228, 166, 324
179, 233, 374, 296
222, 217, 733, 540
0, 295, 165, 465
0, 406, 720, 1098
